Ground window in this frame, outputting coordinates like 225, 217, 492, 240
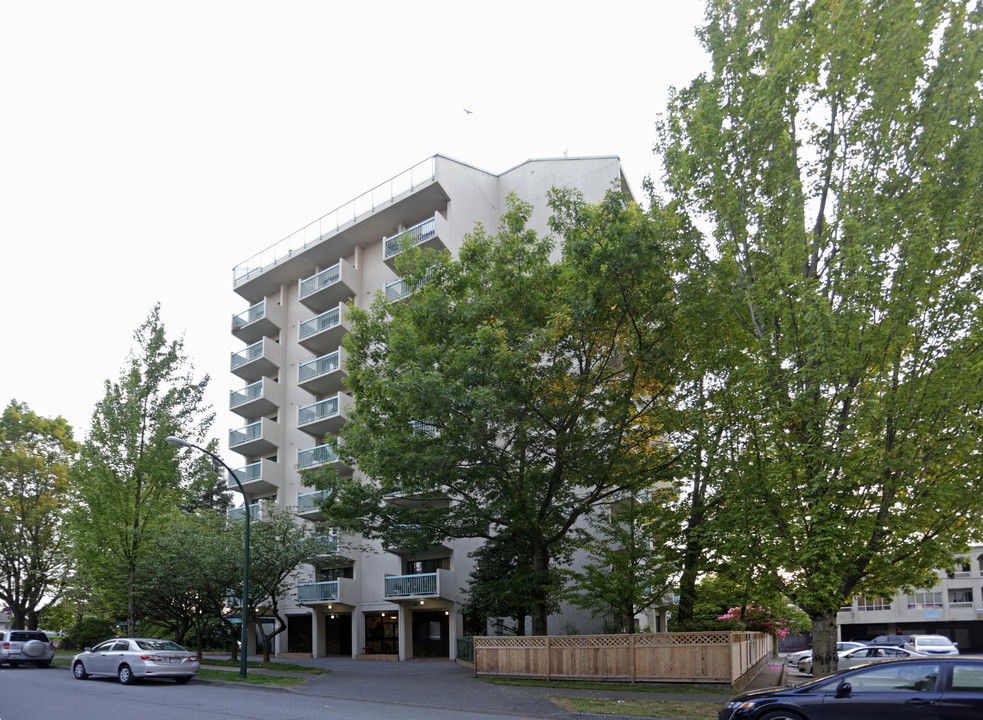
907, 591, 943, 609
948, 558, 971, 579
857, 596, 891, 611
951, 665, 983, 691
405, 558, 449, 574
845, 663, 940, 693
950, 589, 973, 605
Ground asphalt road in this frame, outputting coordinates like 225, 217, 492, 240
0, 664, 574, 720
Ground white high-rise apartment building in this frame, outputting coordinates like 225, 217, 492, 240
229, 154, 631, 660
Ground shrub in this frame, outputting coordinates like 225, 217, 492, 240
62, 618, 115, 650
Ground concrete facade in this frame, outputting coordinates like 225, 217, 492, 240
228, 154, 631, 660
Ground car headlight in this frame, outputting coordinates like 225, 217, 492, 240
725, 700, 759, 710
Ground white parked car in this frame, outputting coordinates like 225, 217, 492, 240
798, 644, 920, 675
72, 637, 200, 684
903, 634, 959, 656
787, 642, 866, 670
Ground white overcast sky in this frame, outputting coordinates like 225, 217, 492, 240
1, 0, 710, 446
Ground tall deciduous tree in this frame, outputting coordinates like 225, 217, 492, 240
0, 401, 76, 629
313, 191, 685, 634
658, 0, 983, 675
68, 305, 215, 636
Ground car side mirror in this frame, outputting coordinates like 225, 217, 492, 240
836, 682, 852, 698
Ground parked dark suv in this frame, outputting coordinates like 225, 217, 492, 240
0, 630, 55, 668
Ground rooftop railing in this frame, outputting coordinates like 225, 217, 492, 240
233, 157, 437, 286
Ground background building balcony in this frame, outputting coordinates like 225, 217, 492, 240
298, 348, 348, 396
298, 304, 350, 355
297, 443, 351, 472
227, 502, 265, 523
230, 458, 279, 495
296, 577, 357, 607
230, 337, 282, 382
296, 489, 328, 520
229, 377, 280, 418
383, 568, 460, 602
231, 299, 283, 344
298, 392, 354, 438
229, 417, 280, 457
299, 259, 360, 312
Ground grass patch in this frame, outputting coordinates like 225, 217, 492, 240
52, 657, 72, 667
551, 696, 721, 719
200, 658, 328, 674
481, 677, 732, 695
196, 668, 310, 687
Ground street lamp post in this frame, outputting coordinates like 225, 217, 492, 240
166, 436, 249, 679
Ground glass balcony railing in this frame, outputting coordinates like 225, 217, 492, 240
298, 443, 339, 469
233, 156, 436, 287
385, 572, 437, 598
299, 397, 340, 426
234, 461, 262, 484
299, 351, 340, 383
230, 421, 262, 447
297, 581, 339, 603
228, 503, 261, 522
384, 217, 437, 259
300, 263, 341, 299
230, 381, 262, 408
231, 340, 263, 369
297, 489, 328, 514
232, 300, 265, 329
299, 308, 341, 340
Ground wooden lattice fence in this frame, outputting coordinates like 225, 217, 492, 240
473, 631, 772, 686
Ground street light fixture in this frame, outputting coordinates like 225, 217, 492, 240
166, 436, 249, 679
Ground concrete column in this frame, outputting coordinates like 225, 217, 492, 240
354, 611, 365, 658
398, 608, 411, 661
448, 606, 459, 660
312, 609, 325, 658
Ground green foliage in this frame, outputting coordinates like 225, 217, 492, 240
0, 400, 77, 629
658, 0, 983, 675
312, 190, 685, 634
62, 617, 114, 651
67, 305, 218, 636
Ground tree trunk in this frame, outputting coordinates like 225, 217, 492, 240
809, 610, 839, 678
529, 541, 550, 636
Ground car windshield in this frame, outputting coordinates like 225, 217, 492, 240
916, 637, 951, 646
134, 640, 185, 651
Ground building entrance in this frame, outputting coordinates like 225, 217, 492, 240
324, 613, 352, 655
286, 614, 312, 654
364, 612, 399, 654
412, 610, 449, 658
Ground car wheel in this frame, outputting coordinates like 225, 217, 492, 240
758, 711, 806, 720
118, 664, 135, 685
174, 676, 192, 684
73, 661, 89, 680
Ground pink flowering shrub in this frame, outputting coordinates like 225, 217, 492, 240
717, 603, 793, 639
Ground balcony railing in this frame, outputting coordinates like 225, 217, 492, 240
228, 503, 261, 523
384, 217, 437, 259
385, 572, 438, 598
299, 397, 339, 426
230, 421, 262, 447
297, 581, 339, 603
235, 461, 263, 484
300, 263, 341, 299
230, 380, 262, 408
231, 340, 263, 369
299, 307, 340, 340
297, 489, 328, 514
232, 300, 265, 330
299, 351, 340, 383
298, 443, 339, 469
233, 156, 436, 286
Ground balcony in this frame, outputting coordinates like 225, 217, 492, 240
229, 377, 280, 418
298, 348, 348, 396
299, 259, 360, 312
298, 304, 350, 355
230, 458, 279, 495
297, 443, 351, 472
231, 299, 282, 344
296, 577, 357, 607
227, 502, 263, 523
230, 337, 282, 382
384, 569, 460, 603
229, 418, 280, 457
385, 267, 434, 303
383, 215, 445, 269
298, 392, 354, 438
297, 489, 329, 520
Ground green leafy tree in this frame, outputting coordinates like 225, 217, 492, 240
658, 0, 983, 676
313, 191, 685, 635
235, 503, 328, 662
0, 401, 77, 630
133, 510, 240, 652
67, 305, 216, 637
561, 490, 678, 633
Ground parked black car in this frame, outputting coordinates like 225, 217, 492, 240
719, 656, 983, 720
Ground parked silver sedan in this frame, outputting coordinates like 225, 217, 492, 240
72, 638, 200, 684
798, 644, 920, 675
